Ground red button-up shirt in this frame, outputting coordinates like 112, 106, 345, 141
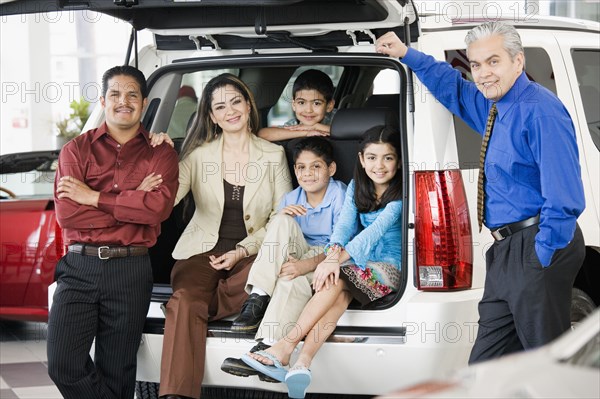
54, 123, 179, 247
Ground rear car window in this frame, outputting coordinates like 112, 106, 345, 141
167, 69, 239, 139
267, 65, 343, 126
572, 49, 600, 152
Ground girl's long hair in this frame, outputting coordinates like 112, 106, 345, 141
179, 73, 260, 161
353, 125, 403, 213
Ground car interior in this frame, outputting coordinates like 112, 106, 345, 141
146, 61, 407, 314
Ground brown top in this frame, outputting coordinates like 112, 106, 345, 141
214, 180, 247, 252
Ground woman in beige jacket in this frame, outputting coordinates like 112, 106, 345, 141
159, 73, 291, 399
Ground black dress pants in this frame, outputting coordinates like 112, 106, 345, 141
47, 252, 153, 399
469, 223, 584, 364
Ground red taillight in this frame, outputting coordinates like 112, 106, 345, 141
414, 170, 472, 290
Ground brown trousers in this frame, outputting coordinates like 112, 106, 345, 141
158, 251, 255, 398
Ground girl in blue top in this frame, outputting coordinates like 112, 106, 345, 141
242, 126, 403, 398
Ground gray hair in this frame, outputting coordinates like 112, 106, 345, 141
465, 21, 525, 64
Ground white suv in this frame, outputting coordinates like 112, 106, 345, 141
5, 1, 598, 398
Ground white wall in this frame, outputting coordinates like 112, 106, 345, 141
0, 11, 151, 155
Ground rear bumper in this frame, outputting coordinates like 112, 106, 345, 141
136, 288, 483, 395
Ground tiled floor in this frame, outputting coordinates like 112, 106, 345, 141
0, 320, 62, 399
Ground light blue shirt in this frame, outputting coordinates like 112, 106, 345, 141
278, 178, 347, 246
402, 48, 585, 266
329, 180, 402, 269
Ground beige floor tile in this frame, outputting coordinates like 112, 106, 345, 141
0, 376, 9, 389
12, 385, 63, 399
20, 341, 48, 363
0, 342, 40, 364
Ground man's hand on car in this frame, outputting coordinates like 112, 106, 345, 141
376, 31, 409, 58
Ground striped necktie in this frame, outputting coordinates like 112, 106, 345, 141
477, 103, 498, 232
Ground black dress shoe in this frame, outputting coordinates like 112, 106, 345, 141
231, 293, 270, 332
220, 342, 278, 383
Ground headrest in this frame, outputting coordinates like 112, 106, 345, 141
330, 108, 398, 140
364, 94, 400, 111
178, 85, 197, 101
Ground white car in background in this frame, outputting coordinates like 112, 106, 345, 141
379, 309, 600, 399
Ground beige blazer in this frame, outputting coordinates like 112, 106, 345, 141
172, 134, 292, 260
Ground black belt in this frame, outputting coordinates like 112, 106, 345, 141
491, 215, 540, 241
68, 244, 148, 259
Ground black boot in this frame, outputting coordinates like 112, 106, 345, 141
231, 293, 270, 333
220, 342, 279, 383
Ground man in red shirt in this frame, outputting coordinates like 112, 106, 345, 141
47, 65, 179, 399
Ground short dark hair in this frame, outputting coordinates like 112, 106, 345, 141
101, 65, 148, 99
292, 137, 334, 165
292, 69, 334, 102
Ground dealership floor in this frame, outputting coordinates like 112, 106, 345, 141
0, 320, 62, 398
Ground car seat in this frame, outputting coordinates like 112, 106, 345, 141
328, 107, 399, 184
364, 93, 400, 115
282, 107, 398, 188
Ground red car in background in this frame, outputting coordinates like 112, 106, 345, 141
0, 150, 64, 321
0, 149, 178, 322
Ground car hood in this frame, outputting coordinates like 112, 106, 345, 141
0, 150, 59, 174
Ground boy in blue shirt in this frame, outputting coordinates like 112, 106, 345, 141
222, 137, 346, 378
258, 69, 336, 142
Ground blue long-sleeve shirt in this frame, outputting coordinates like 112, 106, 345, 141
278, 178, 347, 246
329, 180, 402, 269
402, 47, 585, 266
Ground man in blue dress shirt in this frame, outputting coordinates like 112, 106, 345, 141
376, 21, 585, 363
